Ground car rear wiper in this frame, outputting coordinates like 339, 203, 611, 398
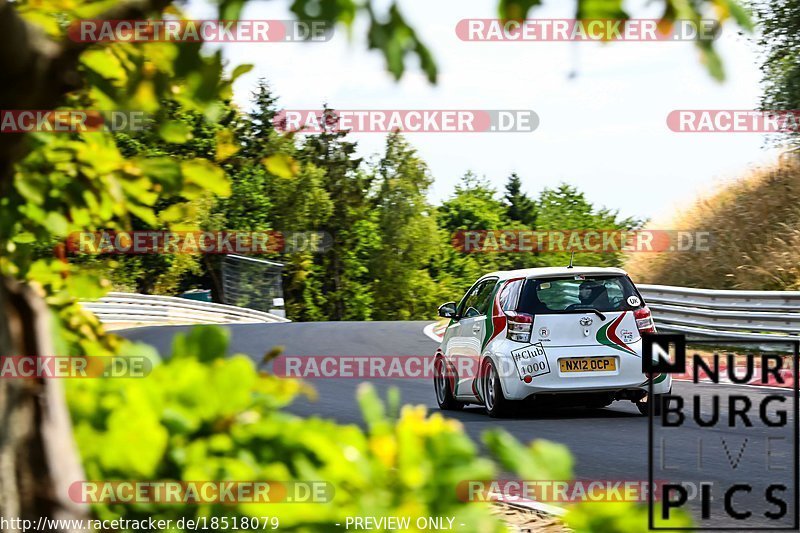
571, 306, 606, 321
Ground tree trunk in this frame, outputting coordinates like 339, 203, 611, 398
0, 279, 88, 531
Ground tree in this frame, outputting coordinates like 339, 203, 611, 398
438, 172, 508, 232
245, 79, 280, 142
370, 133, 440, 319
297, 107, 368, 320
504, 173, 537, 227
435, 173, 516, 294
535, 183, 642, 267
754, 0, 800, 145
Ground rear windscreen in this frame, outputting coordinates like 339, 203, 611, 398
517, 275, 642, 314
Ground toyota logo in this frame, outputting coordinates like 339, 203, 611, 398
579, 316, 593, 327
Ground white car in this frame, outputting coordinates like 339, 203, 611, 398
433, 266, 671, 417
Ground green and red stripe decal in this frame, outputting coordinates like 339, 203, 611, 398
596, 312, 637, 355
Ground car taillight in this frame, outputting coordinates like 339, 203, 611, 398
505, 311, 533, 342
634, 306, 656, 334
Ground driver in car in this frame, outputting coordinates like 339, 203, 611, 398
578, 280, 607, 307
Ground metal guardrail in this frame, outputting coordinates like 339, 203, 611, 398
638, 284, 800, 342
83, 286, 800, 339
81, 292, 290, 326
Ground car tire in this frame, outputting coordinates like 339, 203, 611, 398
434, 357, 464, 411
636, 388, 670, 416
482, 359, 511, 418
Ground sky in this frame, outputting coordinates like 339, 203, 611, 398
189, 0, 782, 223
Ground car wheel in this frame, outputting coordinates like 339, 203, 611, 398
636, 388, 670, 416
434, 358, 464, 411
482, 359, 511, 418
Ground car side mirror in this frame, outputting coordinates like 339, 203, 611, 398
438, 302, 458, 319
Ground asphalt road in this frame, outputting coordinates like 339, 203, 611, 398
124, 321, 799, 529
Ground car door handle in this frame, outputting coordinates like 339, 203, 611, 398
472, 324, 481, 334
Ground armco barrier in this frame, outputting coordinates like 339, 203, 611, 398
638, 284, 800, 342
81, 292, 290, 326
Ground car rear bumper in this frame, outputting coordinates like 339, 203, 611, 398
489, 341, 672, 400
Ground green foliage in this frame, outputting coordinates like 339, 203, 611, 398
369, 133, 440, 319
498, 0, 543, 21
66, 326, 506, 531
435, 173, 516, 294
504, 173, 537, 228
535, 183, 642, 268
290, 0, 437, 83
366, 3, 437, 83
67, 326, 692, 531
484, 429, 574, 481
438, 173, 509, 234
497, 0, 752, 81
0, 0, 246, 353
755, 0, 800, 144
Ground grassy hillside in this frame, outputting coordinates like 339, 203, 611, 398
625, 157, 800, 290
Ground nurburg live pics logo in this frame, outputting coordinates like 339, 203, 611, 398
643, 334, 799, 530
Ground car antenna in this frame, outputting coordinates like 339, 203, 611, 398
567, 251, 575, 269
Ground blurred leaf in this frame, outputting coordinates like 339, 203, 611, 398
498, 0, 542, 20
159, 121, 193, 144
11, 232, 36, 244
357, 382, 386, 430
172, 325, 230, 363
181, 158, 231, 196
43, 212, 69, 236
230, 63, 254, 81
290, 0, 357, 25
215, 129, 240, 162
720, 0, 754, 31
484, 429, 574, 480
80, 49, 127, 81
699, 43, 725, 82
577, 0, 627, 20
135, 157, 182, 191
262, 153, 299, 178
14, 174, 47, 204
99, 407, 168, 477
220, 0, 246, 20
126, 202, 158, 226
367, 4, 438, 83
66, 273, 108, 300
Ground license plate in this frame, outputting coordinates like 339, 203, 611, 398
559, 357, 616, 373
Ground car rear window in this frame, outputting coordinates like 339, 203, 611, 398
517, 275, 642, 314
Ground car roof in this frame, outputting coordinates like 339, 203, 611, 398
481, 266, 628, 282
